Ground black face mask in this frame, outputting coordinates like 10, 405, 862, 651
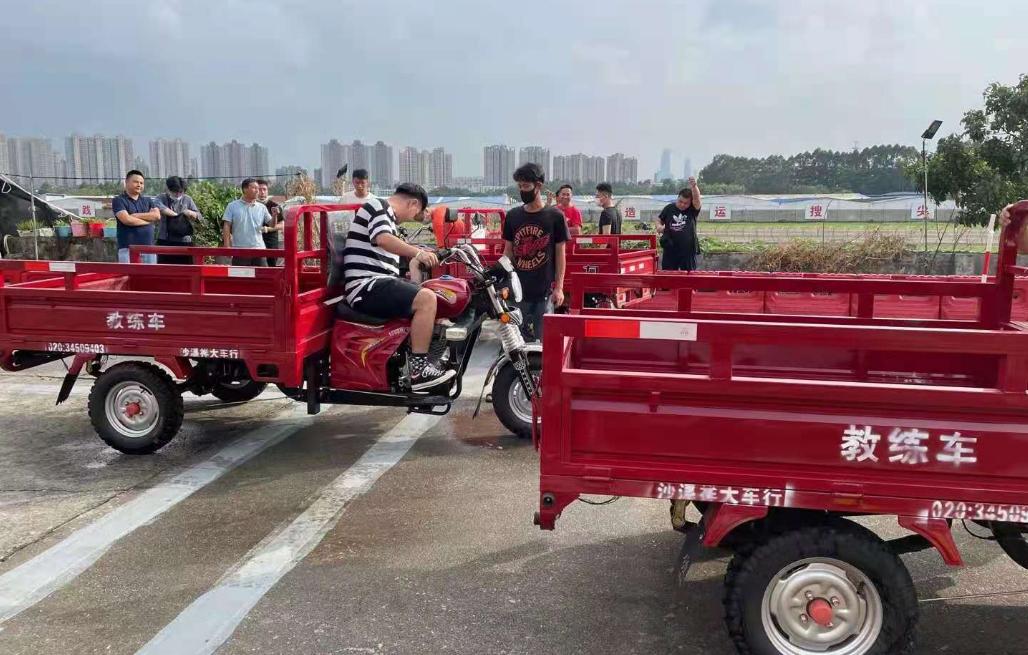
519, 188, 538, 204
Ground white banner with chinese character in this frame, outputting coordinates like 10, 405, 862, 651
910, 201, 935, 220
622, 204, 639, 226
803, 202, 828, 220
709, 204, 731, 221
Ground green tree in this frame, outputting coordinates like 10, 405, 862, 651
701, 146, 918, 195
185, 180, 240, 246
904, 75, 1028, 226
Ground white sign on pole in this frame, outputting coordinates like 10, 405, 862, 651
911, 202, 933, 220
709, 204, 731, 221
804, 202, 827, 220
622, 204, 639, 224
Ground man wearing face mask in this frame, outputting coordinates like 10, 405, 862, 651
502, 163, 569, 342
154, 176, 201, 265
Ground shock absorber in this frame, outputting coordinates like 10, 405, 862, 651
498, 321, 526, 353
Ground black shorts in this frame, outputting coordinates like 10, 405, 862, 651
348, 276, 420, 319
662, 247, 697, 271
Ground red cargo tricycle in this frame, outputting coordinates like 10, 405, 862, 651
0, 204, 539, 453
536, 207, 1028, 653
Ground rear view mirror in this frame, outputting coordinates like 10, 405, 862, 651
443, 207, 456, 223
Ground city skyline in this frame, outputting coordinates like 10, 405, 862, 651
2, 131, 647, 188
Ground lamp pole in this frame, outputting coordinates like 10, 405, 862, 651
920, 120, 943, 271
922, 137, 928, 256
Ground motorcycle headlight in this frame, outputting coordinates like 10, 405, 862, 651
508, 271, 523, 302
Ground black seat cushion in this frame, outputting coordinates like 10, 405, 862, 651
335, 302, 390, 326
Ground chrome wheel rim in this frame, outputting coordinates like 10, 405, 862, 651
104, 381, 159, 438
761, 557, 882, 655
508, 367, 541, 427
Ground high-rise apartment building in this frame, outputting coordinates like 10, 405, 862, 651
428, 147, 453, 189
6, 136, 60, 181
148, 138, 190, 179
483, 145, 515, 187
320, 139, 351, 189
605, 153, 639, 184
398, 146, 427, 186
64, 134, 134, 184
371, 140, 393, 188
0, 133, 9, 175
658, 148, 674, 181
518, 146, 550, 180
350, 140, 371, 174
200, 140, 269, 180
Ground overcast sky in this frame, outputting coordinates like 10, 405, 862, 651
2, 0, 1027, 178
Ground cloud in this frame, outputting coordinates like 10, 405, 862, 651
1, 0, 1027, 177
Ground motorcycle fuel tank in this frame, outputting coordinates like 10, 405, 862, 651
423, 276, 471, 319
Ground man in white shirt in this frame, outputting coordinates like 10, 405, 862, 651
340, 168, 376, 205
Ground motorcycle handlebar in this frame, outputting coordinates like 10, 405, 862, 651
415, 248, 452, 273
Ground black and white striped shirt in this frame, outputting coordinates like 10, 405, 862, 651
343, 198, 400, 302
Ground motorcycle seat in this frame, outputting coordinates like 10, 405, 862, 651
335, 302, 391, 327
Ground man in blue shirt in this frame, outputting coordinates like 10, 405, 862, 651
112, 170, 160, 263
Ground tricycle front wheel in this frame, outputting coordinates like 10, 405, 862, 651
88, 362, 183, 455
492, 351, 541, 439
723, 522, 917, 655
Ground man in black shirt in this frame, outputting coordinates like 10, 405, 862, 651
257, 179, 283, 266
596, 182, 622, 235
658, 177, 702, 271
502, 163, 568, 341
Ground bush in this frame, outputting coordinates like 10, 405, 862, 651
186, 181, 239, 246
745, 229, 909, 273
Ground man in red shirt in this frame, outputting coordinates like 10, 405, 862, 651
552, 184, 583, 235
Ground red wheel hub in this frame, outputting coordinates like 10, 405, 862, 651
124, 402, 142, 418
806, 598, 834, 627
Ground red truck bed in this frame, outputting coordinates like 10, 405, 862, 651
540, 217, 1028, 561
0, 205, 347, 387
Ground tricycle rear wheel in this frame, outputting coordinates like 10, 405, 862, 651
88, 362, 183, 455
991, 522, 1028, 570
723, 522, 917, 655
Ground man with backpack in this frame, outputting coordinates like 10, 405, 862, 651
154, 176, 201, 265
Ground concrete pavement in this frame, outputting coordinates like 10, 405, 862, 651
1, 352, 1027, 654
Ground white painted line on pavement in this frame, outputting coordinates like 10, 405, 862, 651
0, 403, 323, 625
0, 383, 90, 397
135, 411, 441, 655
